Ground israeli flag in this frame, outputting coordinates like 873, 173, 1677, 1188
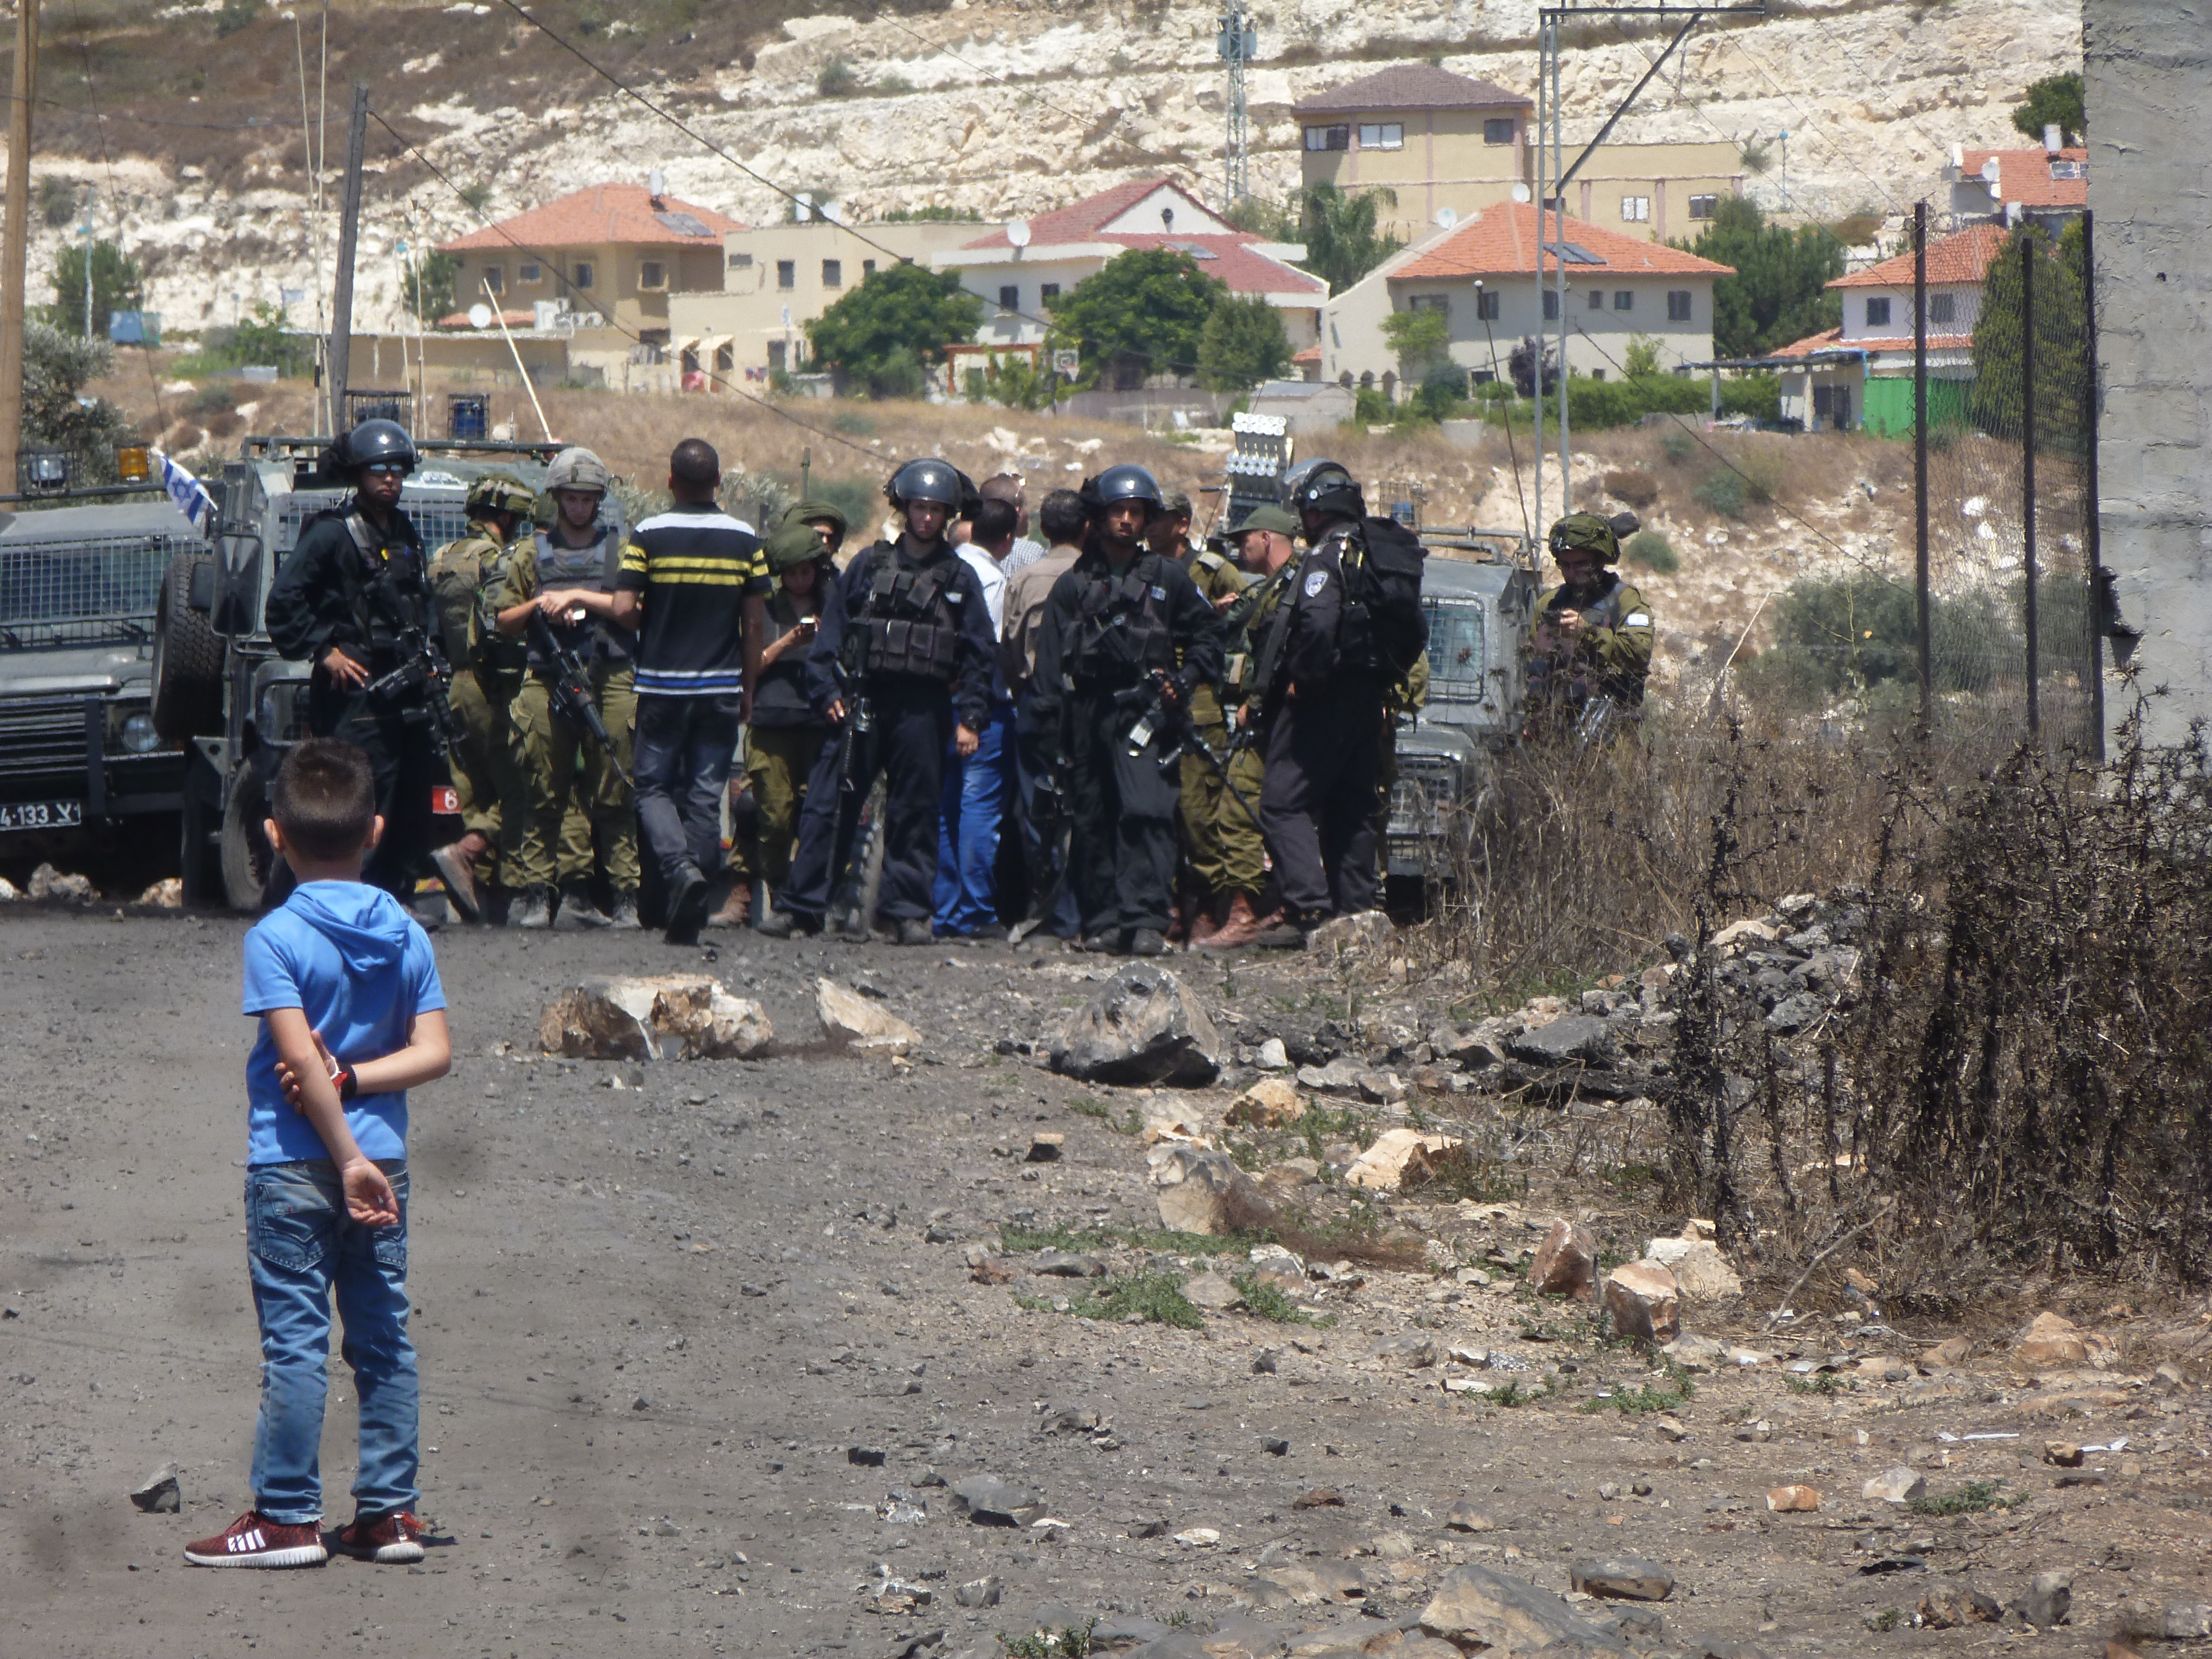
151, 447, 217, 534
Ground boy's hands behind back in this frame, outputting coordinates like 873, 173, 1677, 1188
273, 1028, 340, 1113
341, 1158, 400, 1228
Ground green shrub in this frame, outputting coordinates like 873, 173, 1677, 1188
818, 58, 861, 96
1623, 530, 1677, 573
1718, 372, 1782, 422
1660, 426, 1695, 462
1734, 570, 2030, 712
1693, 467, 1747, 519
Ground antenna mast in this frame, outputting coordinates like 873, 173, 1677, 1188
1217, 3, 1254, 202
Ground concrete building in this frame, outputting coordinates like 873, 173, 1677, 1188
1321, 201, 1733, 397
1772, 221, 2006, 434
438, 182, 745, 390
666, 218, 1002, 385
934, 178, 1324, 385
2085, 0, 2211, 747
1943, 138, 2089, 227
1293, 62, 1743, 246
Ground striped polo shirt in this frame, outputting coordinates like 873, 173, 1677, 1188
615, 502, 771, 696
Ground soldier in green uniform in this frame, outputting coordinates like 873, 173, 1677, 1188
783, 498, 850, 563
1170, 496, 1256, 945
1528, 512, 1655, 737
427, 474, 537, 920
493, 447, 643, 931
1373, 651, 1431, 880
1198, 503, 1303, 951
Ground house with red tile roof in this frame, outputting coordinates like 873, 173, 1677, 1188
1320, 201, 1733, 399
437, 182, 746, 386
1943, 140, 2088, 224
929, 178, 1325, 387
1769, 221, 2008, 434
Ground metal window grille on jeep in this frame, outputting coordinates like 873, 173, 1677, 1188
0, 693, 99, 775
0, 537, 177, 646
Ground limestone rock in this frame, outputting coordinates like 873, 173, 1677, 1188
1708, 918, 1780, 949
1182, 1270, 1245, 1311
129, 1463, 181, 1513
138, 877, 184, 907
950, 1474, 1041, 1526
1307, 909, 1394, 954
1051, 965, 1220, 1087
1765, 1485, 1818, 1513
2013, 1571, 2071, 1628
2014, 1310, 2116, 1368
1445, 1497, 1496, 1532
1506, 1015, 1616, 1067
1532, 1218, 1598, 1299
1863, 1466, 1926, 1504
28, 863, 96, 903
1916, 1583, 2002, 1628
1422, 1562, 1630, 1652
1604, 1261, 1681, 1343
1148, 1143, 1274, 1236
541, 975, 774, 1060
1641, 1237, 1741, 1301
1344, 1128, 1461, 1190
816, 977, 918, 1054
1570, 1557, 1676, 1601
1225, 1076, 1304, 1128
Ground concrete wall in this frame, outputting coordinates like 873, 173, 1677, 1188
2085, 0, 2212, 747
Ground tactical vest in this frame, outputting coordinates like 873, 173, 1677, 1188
842, 541, 962, 683
432, 523, 527, 684
530, 526, 630, 664
324, 507, 430, 665
1239, 562, 1302, 710
1064, 554, 1176, 687
1534, 572, 1649, 706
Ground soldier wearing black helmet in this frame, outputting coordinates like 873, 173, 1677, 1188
1529, 512, 1654, 730
760, 457, 996, 944
1248, 459, 1429, 944
264, 418, 445, 903
1026, 463, 1225, 956
427, 472, 538, 919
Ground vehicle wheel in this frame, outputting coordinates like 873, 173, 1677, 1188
152, 552, 225, 740
219, 765, 276, 912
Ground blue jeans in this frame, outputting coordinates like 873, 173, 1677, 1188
634, 692, 743, 883
933, 701, 1013, 935
245, 1160, 417, 1525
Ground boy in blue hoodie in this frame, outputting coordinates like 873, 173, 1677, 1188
187, 737, 452, 1569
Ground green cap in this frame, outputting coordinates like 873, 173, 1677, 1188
764, 521, 830, 574
1237, 504, 1300, 539
1158, 488, 1193, 517
1547, 511, 1621, 564
783, 498, 849, 537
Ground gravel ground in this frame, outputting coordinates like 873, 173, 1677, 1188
3, 909, 2209, 1659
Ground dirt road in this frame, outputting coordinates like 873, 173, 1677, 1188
3, 910, 2207, 1659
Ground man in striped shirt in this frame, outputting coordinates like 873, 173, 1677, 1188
611, 438, 770, 945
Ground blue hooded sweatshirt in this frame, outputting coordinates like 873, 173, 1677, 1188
241, 881, 446, 1166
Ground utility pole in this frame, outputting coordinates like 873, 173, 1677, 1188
0, 0, 39, 497
325, 81, 369, 432
1216, 2, 1253, 203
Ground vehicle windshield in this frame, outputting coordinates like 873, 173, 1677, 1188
1424, 598, 1486, 689
0, 537, 170, 642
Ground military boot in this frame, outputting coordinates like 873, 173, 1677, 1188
609, 890, 643, 931
554, 881, 612, 930
1196, 891, 1264, 951
511, 885, 555, 930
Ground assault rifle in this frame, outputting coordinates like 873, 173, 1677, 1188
825, 662, 881, 934
365, 626, 466, 759
525, 608, 632, 790
1122, 669, 1283, 868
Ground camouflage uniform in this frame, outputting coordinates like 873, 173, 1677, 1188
1177, 542, 1260, 906
1529, 513, 1655, 733
1373, 653, 1431, 851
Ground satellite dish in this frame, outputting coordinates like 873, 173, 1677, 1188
820, 199, 842, 224
1006, 218, 1032, 249
1979, 158, 2000, 182
467, 303, 493, 329
1511, 183, 1532, 204
1434, 206, 1459, 230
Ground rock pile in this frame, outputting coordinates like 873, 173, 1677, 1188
539, 975, 773, 1061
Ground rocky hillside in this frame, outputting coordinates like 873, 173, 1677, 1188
20, 0, 2077, 333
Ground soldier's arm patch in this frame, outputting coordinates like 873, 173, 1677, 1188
1303, 570, 1329, 598
1625, 612, 1650, 627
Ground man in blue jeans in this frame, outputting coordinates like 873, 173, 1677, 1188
612, 438, 770, 945
188, 737, 452, 1569
933, 495, 1017, 935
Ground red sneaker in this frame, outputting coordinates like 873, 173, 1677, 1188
331, 1508, 427, 1563
183, 1511, 328, 1568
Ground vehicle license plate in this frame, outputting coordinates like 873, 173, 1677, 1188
0, 799, 83, 832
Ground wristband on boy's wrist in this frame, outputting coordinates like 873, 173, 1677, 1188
335, 1066, 358, 1103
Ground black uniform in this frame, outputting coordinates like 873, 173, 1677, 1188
264, 501, 441, 901
781, 533, 996, 925
1253, 517, 1392, 921
1028, 548, 1224, 938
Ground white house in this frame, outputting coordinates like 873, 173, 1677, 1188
931, 177, 1326, 385
1773, 221, 2005, 435
1321, 201, 1734, 399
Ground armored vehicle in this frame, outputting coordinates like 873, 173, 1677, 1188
1384, 533, 1540, 883
154, 433, 584, 909
0, 499, 211, 858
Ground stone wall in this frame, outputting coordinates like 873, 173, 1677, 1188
2087, 0, 2212, 746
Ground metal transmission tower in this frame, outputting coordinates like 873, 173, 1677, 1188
1531, 3, 1762, 531
1217, 3, 1256, 202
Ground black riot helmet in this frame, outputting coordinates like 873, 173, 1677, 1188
1284, 458, 1363, 525
1079, 463, 1164, 523
886, 457, 966, 514
343, 418, 418, 478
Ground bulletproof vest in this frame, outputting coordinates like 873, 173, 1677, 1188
431, 523, 526, 680
531, 527, 630, 663
334, 509, 430, 664
842, 541, 962, 683
1064, 554, 1175, 686
1241, 561, 1302, 709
